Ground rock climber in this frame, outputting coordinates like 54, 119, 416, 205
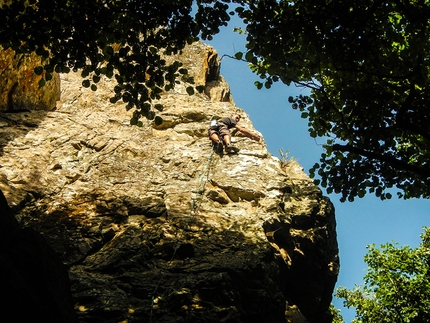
208, 114, 260, 153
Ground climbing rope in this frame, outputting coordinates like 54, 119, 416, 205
149, 143, 216, 321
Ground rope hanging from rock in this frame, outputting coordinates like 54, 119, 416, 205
149, 143, 216, 321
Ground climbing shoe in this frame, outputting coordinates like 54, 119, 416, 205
225, 144, 238, 154
216, 141, 224, 154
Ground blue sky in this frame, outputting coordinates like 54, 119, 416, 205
207, 15, 430, 322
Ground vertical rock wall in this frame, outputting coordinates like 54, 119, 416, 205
0, 42, 339, 323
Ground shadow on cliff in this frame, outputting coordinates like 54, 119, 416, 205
0, 110, 48, 156
104, 219, 287, 323
0, 92, 78, 321
20, 198, 290, 323
0, 189, 78, 323
11, 178, 336, 323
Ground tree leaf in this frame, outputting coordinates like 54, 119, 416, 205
186, 86, 194, 95
154, 104, 164, 112
154, 116, 163, 125
34, 66, 44, 75
130, 117, 138, 125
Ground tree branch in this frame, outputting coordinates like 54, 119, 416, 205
332, 144, 430, 178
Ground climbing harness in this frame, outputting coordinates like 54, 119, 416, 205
149, 143, 216, 321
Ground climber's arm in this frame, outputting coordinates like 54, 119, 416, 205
234, 125, 261, 141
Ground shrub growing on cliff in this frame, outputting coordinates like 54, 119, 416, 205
335, 227, 430, 323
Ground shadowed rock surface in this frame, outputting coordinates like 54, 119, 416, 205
0, 42, 339, 323
0, 190, 78, 322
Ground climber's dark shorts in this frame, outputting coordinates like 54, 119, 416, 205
208, 126, 230, 139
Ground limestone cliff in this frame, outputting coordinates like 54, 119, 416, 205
0, 46, 60, 112
0, 42, 339, 323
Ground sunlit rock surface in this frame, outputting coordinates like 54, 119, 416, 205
0, 42, 339, 323
0, 47, 60, 111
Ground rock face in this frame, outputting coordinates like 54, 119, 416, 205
0, 190, 78, 322
0, 42, 339, 323
0, 47, 60, 111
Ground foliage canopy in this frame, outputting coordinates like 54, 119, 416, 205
234, 0, 430, 201
0, 0, 232, 125
2, 0, 430, 201
336, 228, 430, 323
